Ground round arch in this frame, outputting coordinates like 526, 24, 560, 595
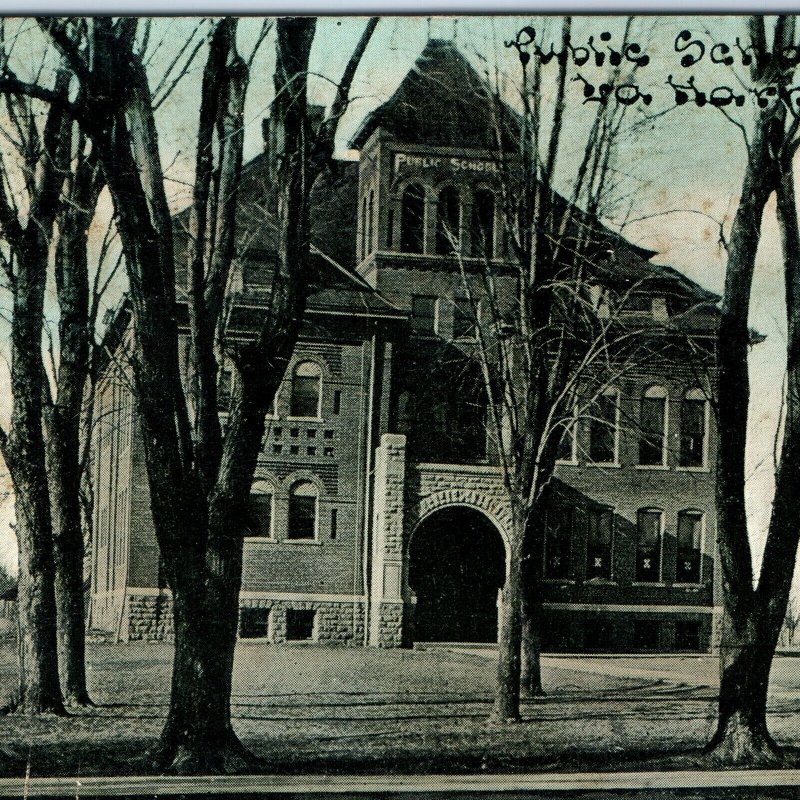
406, 502, 508, 643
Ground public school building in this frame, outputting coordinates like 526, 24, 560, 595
88, 39, 724, 652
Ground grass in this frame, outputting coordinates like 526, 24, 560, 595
0, 641, 795, 777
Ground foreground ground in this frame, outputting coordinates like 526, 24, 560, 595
0, 641, 798, 777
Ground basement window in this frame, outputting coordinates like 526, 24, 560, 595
286, 609, 316, 641
239, 608, 270, 639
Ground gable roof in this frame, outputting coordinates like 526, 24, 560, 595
351, 39, 517, 151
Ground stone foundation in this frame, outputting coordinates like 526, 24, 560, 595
94, 590, 366, 644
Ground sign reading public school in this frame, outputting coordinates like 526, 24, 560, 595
393, 152, 500, 174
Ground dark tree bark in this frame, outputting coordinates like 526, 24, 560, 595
707, 16, 800, 765
44, 144, 103, 707
30, 16, 377, 771
0, 70, 70, 714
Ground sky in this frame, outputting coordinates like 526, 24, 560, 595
0, 15, 790, 586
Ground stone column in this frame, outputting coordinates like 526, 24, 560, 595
369, 433, 406, 647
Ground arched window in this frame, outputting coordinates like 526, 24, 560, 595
679, 388, 707, 468
290, 361, 322, 419
245, 480, 274, 539
288, 481, 318, 540
639, 385, 668, 466
400, 184, 425, 253
677, 509, 703, 583
636, 508, 663, 582
361, 196, 368, 261
436, 186, 461, 254
471, 189, 495, 258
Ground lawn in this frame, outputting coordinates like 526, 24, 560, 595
0, 640, 792, 777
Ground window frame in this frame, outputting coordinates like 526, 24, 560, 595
243, 480, 276, 542
288, 360, 323, 421
400, 183, 426, 254
677, 388, 709, 471
410, 295, 439, 337
286, 480, 320, 542
555, 406, 578, 466
586, 506, 615, 582
470, 187, 496, 259
675, 509, 704, 586
634, 507, 664, 584
543, 506, 574, 582
436, 185, 462, 255
637, 385, 669, 469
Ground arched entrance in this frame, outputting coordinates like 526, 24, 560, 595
408, 506, 506, 643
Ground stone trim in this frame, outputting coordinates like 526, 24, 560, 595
544, 602, 716, 614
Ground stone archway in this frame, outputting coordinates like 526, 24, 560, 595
407, 505, 506, 643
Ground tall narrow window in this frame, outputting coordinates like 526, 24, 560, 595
361, 196, 367, 261
400, 184, 425, 253
288, 481, 318, 540
556, 414, 577, 463
452, 297, 477, 339
436, 186, 461, 254
680, 388, 707, 468
544, 507, 572, 580
471, 189, 495, 258
411, 295, 438, 336
677, 510, 703, 583
589, 389, 619, 464
244, 486, 273, 539
636, 509, 663, 582
587, 507, 613, 580
368, 190, 374, 255
290, 361, 322, 418
639, 386, 668, 466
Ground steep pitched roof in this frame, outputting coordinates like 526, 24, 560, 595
351, 39, 516, 150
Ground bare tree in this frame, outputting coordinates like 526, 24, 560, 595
0, 57, 70, 713
705, 15, 800, 764
454, 17, 662, 721
0, 15, 377, 770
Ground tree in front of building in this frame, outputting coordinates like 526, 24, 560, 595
446, 18, 700, 719
707, 15, 800, 764
0, 16, 377, 771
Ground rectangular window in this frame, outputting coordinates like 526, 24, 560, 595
676, 511, 702, 583
680, 396, 706, 467
639, 394, 667, 466
452, 298, 477, 339
675, 620, 701, 651
586, 507, 613, 580
410, 295, 438, 336
288, 494, 316, 540
544, 507, 572, 580
330, 508, 338, 540
584, 618, 613, 651
245, 494, 272, 538
290, 377, 320, 418
239, 607, 270, 639
286, 609, 316, 641
218, 369, 233, 410
633, 619, 660, 650
589, 392, 618, 464
636, 509, 662, 582
333, 390, 341, 415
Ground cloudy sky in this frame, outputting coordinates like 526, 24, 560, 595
0, 15, 789, 584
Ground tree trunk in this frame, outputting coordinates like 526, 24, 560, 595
706, 610, 781, 764
491, 535, 523, 723
46, 409, 91, 707
520, 587, 544, 697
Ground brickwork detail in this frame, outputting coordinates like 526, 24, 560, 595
127, 593, 174, 641
375, 601, 404, 648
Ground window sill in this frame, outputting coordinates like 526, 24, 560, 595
542, 578, 576, 585
282, 538, 322, 546
555, 459, 578, 467
675, 466, 710, 473
632, 581, 666, 587
584, 578, 617, 586
635, 464, 670, 471
286, 416, 324, 423
673, 582, 703, 589
586, 461, 622, 469
243, 537, 277, 544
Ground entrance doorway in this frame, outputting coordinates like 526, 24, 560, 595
408, 506, 506, 643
